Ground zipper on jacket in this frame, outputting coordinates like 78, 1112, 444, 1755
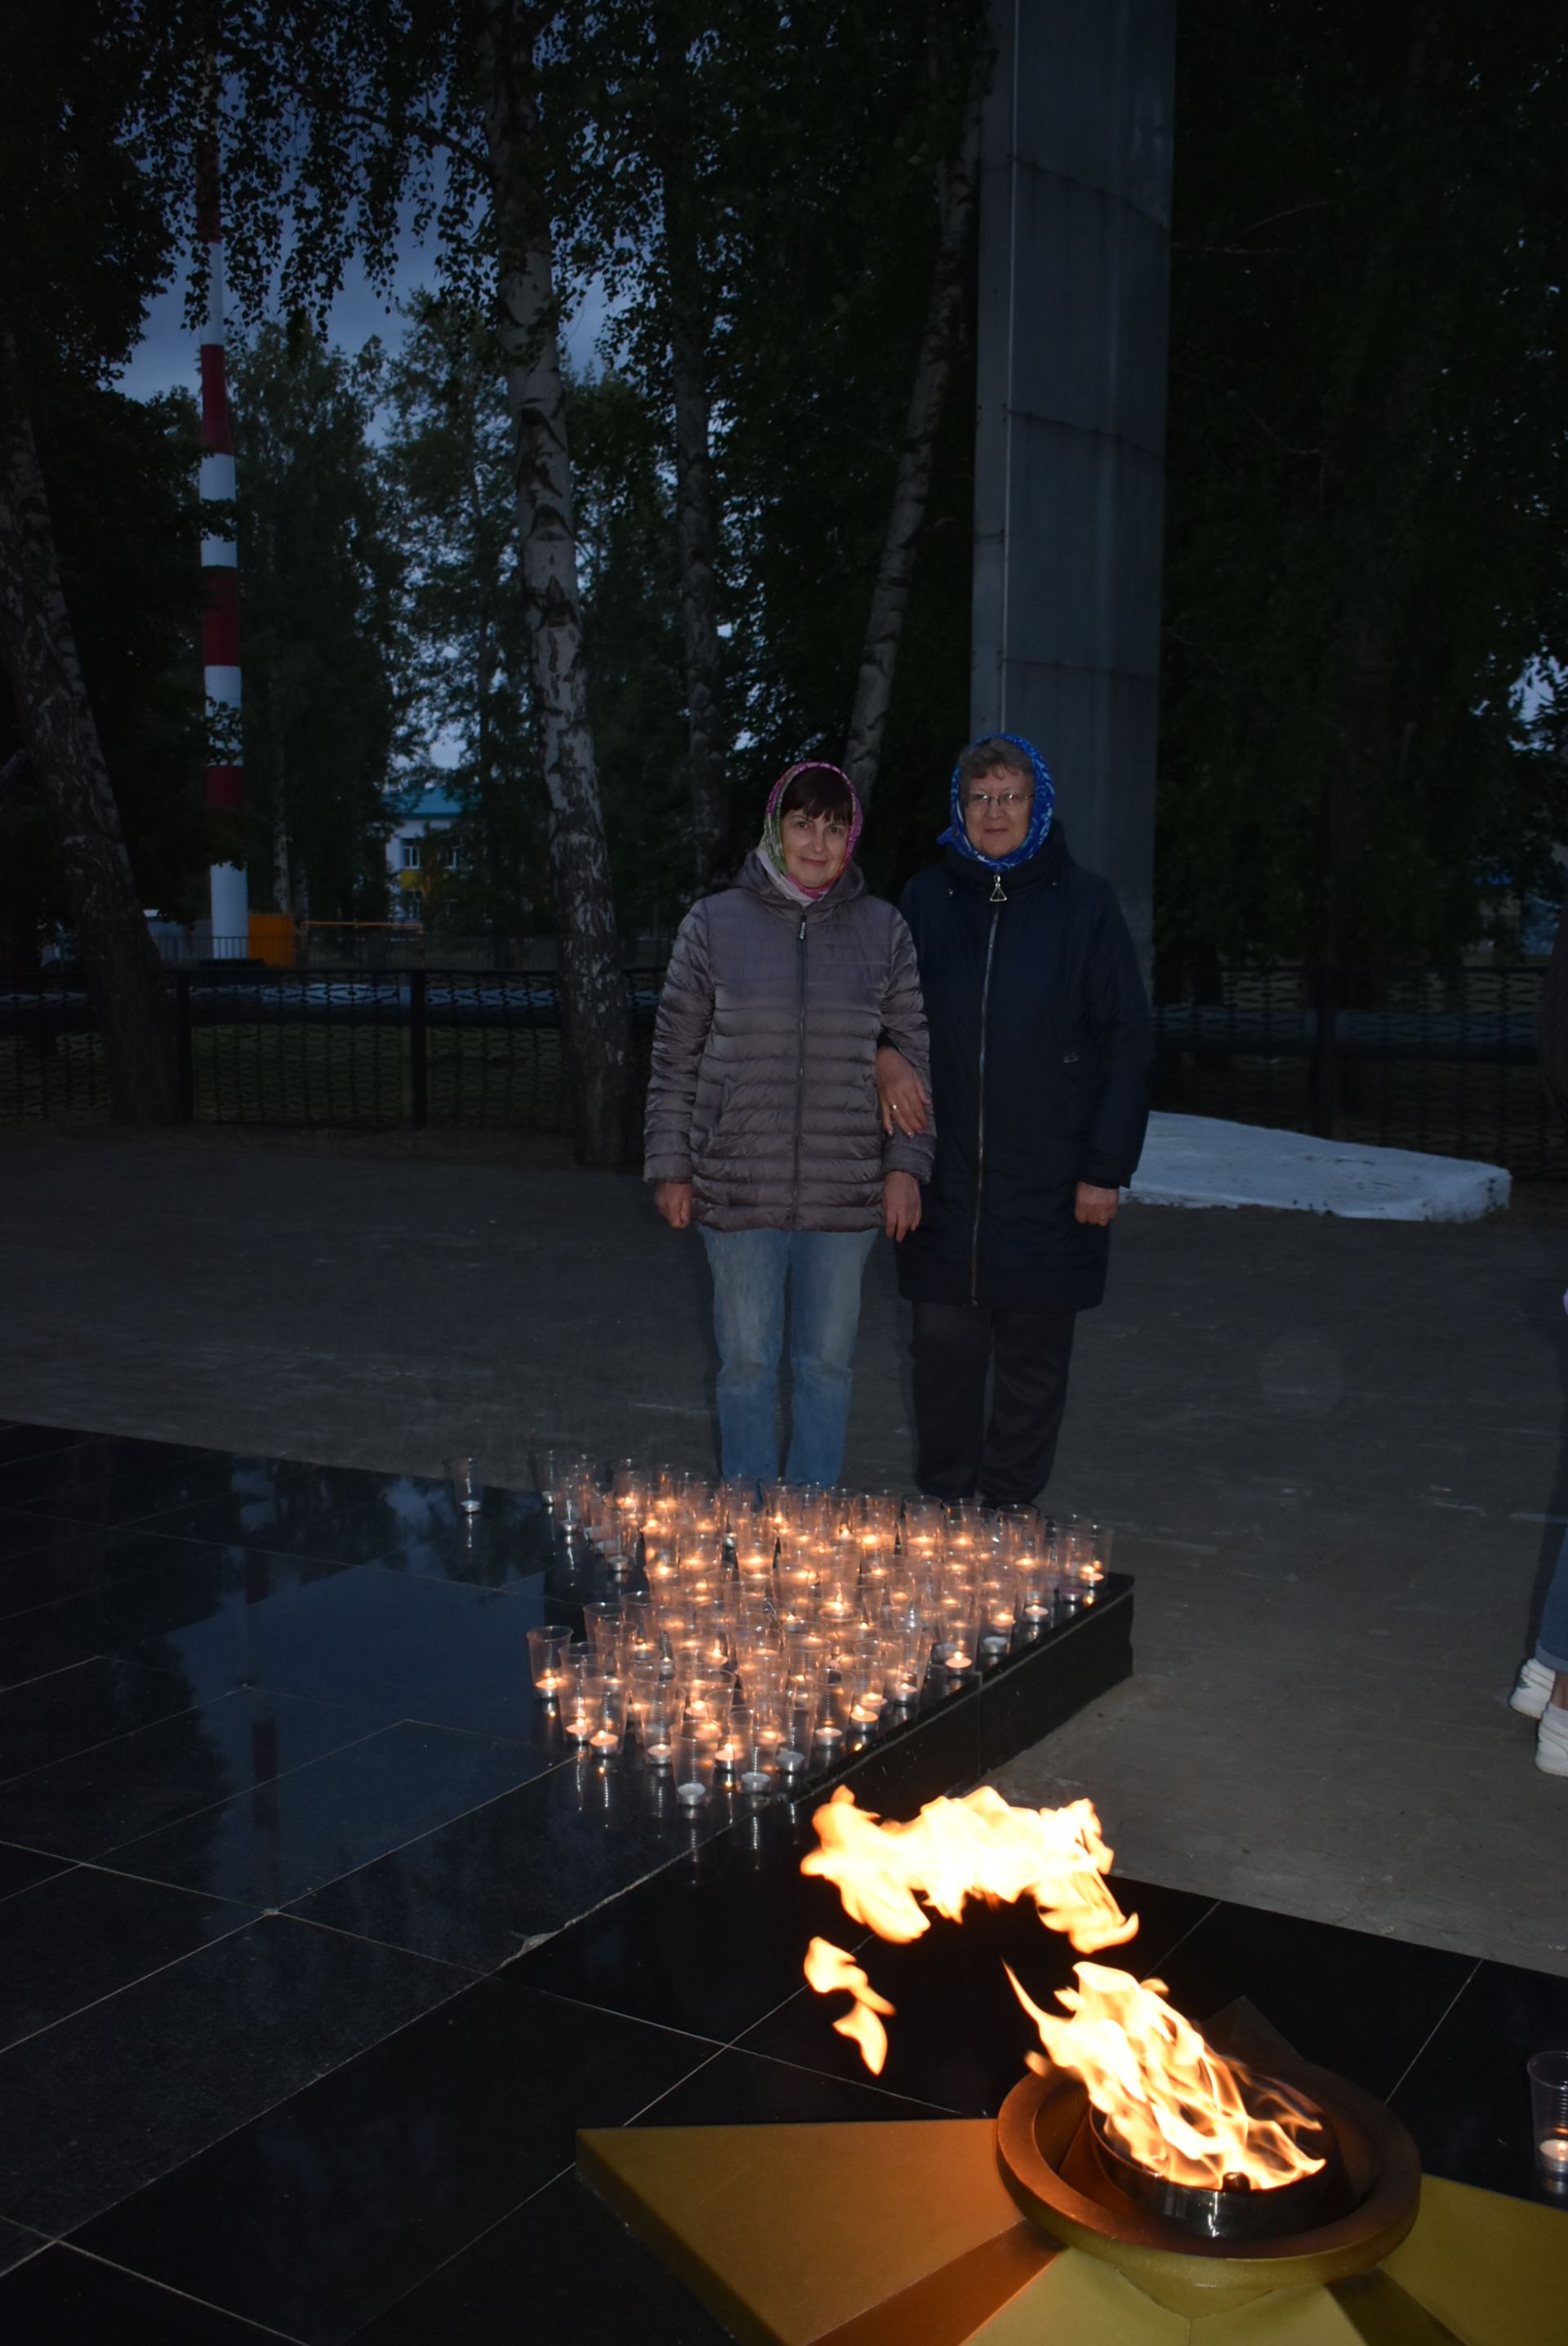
791, 915, 808, 1229
970, 885, 1004, 1303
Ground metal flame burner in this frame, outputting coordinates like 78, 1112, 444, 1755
1086, 2090, 1343, 2242
995, 2001, 1423, 2318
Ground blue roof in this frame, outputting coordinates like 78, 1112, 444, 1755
389, 781, 463, 823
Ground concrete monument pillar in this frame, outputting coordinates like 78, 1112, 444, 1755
972, 0, 1177, 973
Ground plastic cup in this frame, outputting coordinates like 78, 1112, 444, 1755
1528, 2051, 1568, 2192
445, 1456, 483, 1515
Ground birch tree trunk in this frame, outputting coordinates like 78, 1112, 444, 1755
0, 333, 181, 1122
479, 3, 635, 1166
842, 51, 987, 813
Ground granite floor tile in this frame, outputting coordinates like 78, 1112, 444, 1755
0, 1545, 362, 1696
507, 1799, 871, 2040
0, 1425, 98, 1467
0, 1864, 257, 2052
318, 1476, 555, 1593
0, 2245, 306, 2344
0, 1686, 385, 1860
132, 1474, 433, 1566
134, 1562, 552, 1738
0, 1521, 251, 1623
100, 1719, 553, 1908
0, 1508, 87, 1567
0, 1438, 301, 1528
1390, 1955, 1568, 2203
1151, 1899, 1478, 2104
630, 2040, 953, 2125
0, 1914, 464, 2236
351, 2171, 732, 2346
69, 1979, 719, 2345
290, 1747, 728, 1971
0, 2218, 47, 2280
0, 1654, 198, 1784
0, 1841, 71, 1903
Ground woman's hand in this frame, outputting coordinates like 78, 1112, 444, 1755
1074, 1182, 1120, 1227
875, 1046, 931, 1137
654, 1180, 694, 1229
883, 1171, 922, 1241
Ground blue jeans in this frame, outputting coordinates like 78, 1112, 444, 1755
1538, 1525, 1568, 1675
700, 1226, 879, 1487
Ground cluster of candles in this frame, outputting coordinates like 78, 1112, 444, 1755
524, 1462, 1113, 1805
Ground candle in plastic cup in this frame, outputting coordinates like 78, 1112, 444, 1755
445, 1456, 483, 1516
1528, 2051, 1568, 2188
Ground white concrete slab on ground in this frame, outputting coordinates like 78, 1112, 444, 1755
1126, 1110, 1511, 1221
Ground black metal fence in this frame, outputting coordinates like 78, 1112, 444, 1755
1153, 964, 1564, 1176
2, 959, 1562, 1175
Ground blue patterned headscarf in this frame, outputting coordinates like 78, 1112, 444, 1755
938, 733, 1055, 871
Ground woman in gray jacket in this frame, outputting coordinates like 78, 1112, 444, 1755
644, 762, 933, 1487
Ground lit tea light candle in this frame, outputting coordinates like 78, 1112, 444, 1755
1539, 2135, 1568, 2174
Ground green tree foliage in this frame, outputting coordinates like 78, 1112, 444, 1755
229, 323, 405, 921
705, 0, 984, 893
571, 370, 691, 930
381, 301, 688, 939
1158, 1, 1568, 974
381, 294, 541, 934
1, 384, 210, 952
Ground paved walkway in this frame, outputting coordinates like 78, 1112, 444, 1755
3, 1126, 1565, 1974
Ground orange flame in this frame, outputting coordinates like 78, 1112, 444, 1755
803, 1937, 895, 2075
800, 1786, 1326, 2193
1005, 1961, 1325, 2189
800, 1785, 1139, 1953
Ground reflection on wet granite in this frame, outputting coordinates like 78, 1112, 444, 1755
1391, 1956, 1568, 2204
0, 1438, 308, 1528
0, 1913, 464, 2237
0, 1864, 256, 2052
70, 1978, 716, 2346
0, 1685, 385, 1858
105, 1718, 555, 1908
0, 1655, 194, 1785
136, 1561, 550, 1735
0, 1542, 364, 1697
290, 1742, 732, 1972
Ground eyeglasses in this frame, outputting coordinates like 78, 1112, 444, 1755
964, 790, 1028, 811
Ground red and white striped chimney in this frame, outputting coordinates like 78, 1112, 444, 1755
198, 116, 247, 957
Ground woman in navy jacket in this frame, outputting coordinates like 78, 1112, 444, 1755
878, 734, 1152, 1506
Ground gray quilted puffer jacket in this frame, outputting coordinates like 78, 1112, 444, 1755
644, 852, 934, 1232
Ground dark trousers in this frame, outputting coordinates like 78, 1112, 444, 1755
911, 1301, 1077, 1506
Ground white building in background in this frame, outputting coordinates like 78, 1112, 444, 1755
385, 781, 462, 920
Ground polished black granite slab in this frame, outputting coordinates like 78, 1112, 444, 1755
0, 1914, 465, 2237
0, 1419, 1557, 2346
0, 1684, 384, 1857
0, 1653, 198, 1781
0, 1862, 257, 2052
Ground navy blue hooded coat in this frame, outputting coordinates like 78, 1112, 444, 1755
895, 760, 1152, 1313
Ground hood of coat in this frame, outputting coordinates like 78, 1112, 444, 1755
737, 847, 866, 920
938, 732, 1056, 871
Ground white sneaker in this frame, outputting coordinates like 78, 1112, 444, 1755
1537, 1706, 1568, 1777
1511, 1657, 1556, 1719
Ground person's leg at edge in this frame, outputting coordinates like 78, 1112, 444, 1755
700, 1227, 791, 1483
977, 1308, 1077, 1508
1534, 1524, 1568, 1774
783, 1228, 878, 1487
911, 1300, 994, 1501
